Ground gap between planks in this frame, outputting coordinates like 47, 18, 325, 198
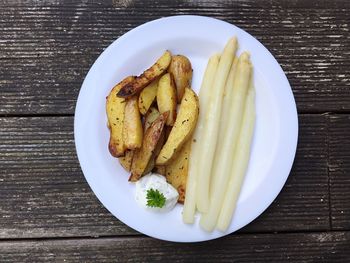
0, 229, 349, 243
0, 111, 350, 118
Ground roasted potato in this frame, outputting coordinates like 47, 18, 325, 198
141, 109, 164, 175
106, 76, 135, 157
149, 126, 166, 175
129, 111, 169, 182
157, 73, 177, 126
164, 125, 172, 140
168, 55, 193, 102
119, 150, 134, 171
143, 155, 155, 175
123, 96, 143, 149
156, 88, 199, 165
138, 79, 158, 115
166, 138, 191, 203
117, 51, 171, 98
144, 107, 160, 131
153, 165, 166, 176
154, 126, 165, 158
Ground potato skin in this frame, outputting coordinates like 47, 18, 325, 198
117, 51, 171, 98
123, 96, 143, 149
138, 79, 158, 115
129, 111, 169, 182
141, 108, 163, 176
157, 73, 177, 126
106, 76, 135, 157
168, 55, 193, 102
165, 138, 191, 203
119, 150, 134, 171
156, 88, 199, 165
143, 155, 155, 175
151, 129, 166, 176
153, 165, 166, 176
144, 107, 160, 131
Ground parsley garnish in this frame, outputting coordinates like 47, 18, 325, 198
146, 188, 166, 208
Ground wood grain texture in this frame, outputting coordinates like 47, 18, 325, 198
0, 116, 137, 238
0, 232, 349, 262
0, 0, 349, 258
329, 115, 350, 230
0, 0, 349, 114
0, 115, 328, 238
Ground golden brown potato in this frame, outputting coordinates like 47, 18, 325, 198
149, 126, 166, 175
129, 111, 169, 182
123, 96, 143, 149
153, 165, 166, 176
153, 126, 172, 173
157, 73, 177, 126
156, 88, 199, 166
141, 108, 166, 176
166, 138, 191, 203
106, 76, 135, 157
168, 55, 193, 102
143, 155, 155, 175
164, 125, 172, 140
138, 79, 158, 115
154, 127, 165, 157
119, 150, 134, 171
144, 107, 160, 131
117, 51, 171, 98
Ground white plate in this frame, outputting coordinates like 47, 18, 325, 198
74, 15, 298, 242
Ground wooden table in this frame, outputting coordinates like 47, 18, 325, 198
1, 0, 349, 261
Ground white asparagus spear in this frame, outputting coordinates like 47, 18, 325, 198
196, 37, 237, 213
210, 56, 238, 194
200, 53, 252, 232
183, 54, 220, 224
216, 85, 256, 232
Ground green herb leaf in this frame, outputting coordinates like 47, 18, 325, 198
146, 188, 166, 208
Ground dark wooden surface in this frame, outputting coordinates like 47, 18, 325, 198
0, 0, 349, 261
1, 232, 350, 262
329, 115, 350, 230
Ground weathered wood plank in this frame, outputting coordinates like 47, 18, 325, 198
0, 232, 349, 262
329, 115, 350, 230
0, 115, 329, 238
0, 0, 349, 114
0, 116, 138, 238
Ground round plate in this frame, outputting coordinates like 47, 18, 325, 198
74, 15, 298, 242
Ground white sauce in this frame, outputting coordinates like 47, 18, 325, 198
135, 173, 179, 213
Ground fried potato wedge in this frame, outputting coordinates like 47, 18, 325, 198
154, 126, 165, 158
143, 155, 155, 175
117, 51, 171, 98
156, 88, 199, 165
168, 55, 193, 102
141, 109, 164, 176
119, 150, 134, 171
138, 79, 158, 115
157, 73, 177, 126
166, 138, 191, 203
164, 125, 172, 140
144, 107, 160, 131
149, 128, 166, 175
129, 111, 169, 182
123, 96, 143, 149
153, 165, 166, 176
106, 76, 135, 157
